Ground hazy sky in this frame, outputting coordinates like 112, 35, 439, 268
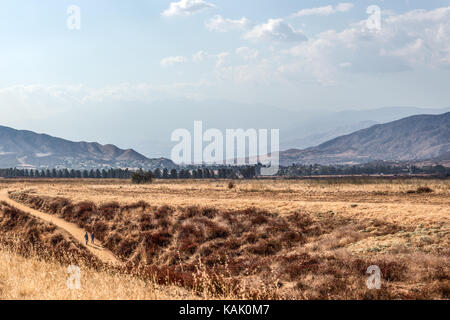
0, 0, 449, 154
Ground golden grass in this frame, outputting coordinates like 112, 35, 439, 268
6, 178, 449, 228
0, 245, 195, 300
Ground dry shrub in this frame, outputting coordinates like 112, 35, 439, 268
181, 206, 202, 219
249, 239, 282, 255
407, 186, 434, 194
205, 223, 230, 240
154, 205, 173, 219
73, 201, 96, 224
251, 213, 268, 225
122, 200, 149, 211
144, 231, 172, 249
98, 201, 120, 220
47, 197, 71, 214
288, 212, 314, 229
280, 231, 305, 245
201, 208, 218, 219
92, 220, 109, 240
139, 213, 155, 231
416, 186, 433, 193
117, 238, 140, 259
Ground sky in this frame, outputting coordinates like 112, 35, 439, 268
0, 0, 449, 156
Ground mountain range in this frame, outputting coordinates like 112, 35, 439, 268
0, 125, 174, 169
1, 110, 449, 169
280, 112, 450, 166
16, 100, 449, 158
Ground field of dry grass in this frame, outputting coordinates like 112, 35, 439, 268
0, 178, 449, 299
0, 245, 194, 300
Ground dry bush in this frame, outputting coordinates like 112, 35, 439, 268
407, 186, 434, 194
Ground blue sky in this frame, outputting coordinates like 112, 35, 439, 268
0, 0, 449, 156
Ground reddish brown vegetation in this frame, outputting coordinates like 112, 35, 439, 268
9, 191, 450, 299
0, 201, 99, 267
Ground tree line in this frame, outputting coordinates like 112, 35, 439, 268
0, 166, 258, 180
278, 162, 450, 177
0, 168, 133, 179
1, 162, 447, 180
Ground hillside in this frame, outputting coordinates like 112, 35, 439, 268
280, 112, 450, 165
0, 125, 174, 169
281, 107, 449, 149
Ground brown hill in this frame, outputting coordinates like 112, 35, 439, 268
280, 112, 450, 165
0, 125, 174, 169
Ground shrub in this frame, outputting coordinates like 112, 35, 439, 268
407, 186, 433, 194
131, 171, 153, 184
249, 239, 281, 255
92, 221, 109, 240
155, 205, 173, 219
148, 231, 172, 247
288, 212, 314, 229
117, 238, 139, 258
206, 223, 230, 240
416, 186, 433, 193
98, 202, 120, 220
123, 201, 148, 210
251, 214, 268, 225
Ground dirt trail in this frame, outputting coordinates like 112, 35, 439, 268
0, 189, 120, 265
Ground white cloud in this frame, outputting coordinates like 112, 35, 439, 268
192, 50, 211, 63
162, 0, 215, 17
206, 15, 250, 32
0, 82, 214, 113
0, 84, 82, 121
244, 18, 307, 42
192, 51, 230, 67
285, 6, 450, 84
335, 3, 355, 13
293, 3, 354, 17
160, 56, 188, 67
236, 47, 259, 60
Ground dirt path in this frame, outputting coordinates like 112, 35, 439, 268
0, 189, 120, 265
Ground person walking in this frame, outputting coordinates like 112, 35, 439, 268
84, 231, 89, 245
91, 232, 95, 245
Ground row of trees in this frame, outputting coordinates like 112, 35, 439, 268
0, 166, 258, 180
0, 168, 133, 179
278, 163, 450, 176
2, 162, 447, 180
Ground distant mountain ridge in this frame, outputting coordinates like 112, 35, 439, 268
280, 112, 450, 165
0, 125, 174, 169
281, 106, 450, 150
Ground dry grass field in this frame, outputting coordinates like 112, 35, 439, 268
0, 245, 194, 300
0, 178, 449, 299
